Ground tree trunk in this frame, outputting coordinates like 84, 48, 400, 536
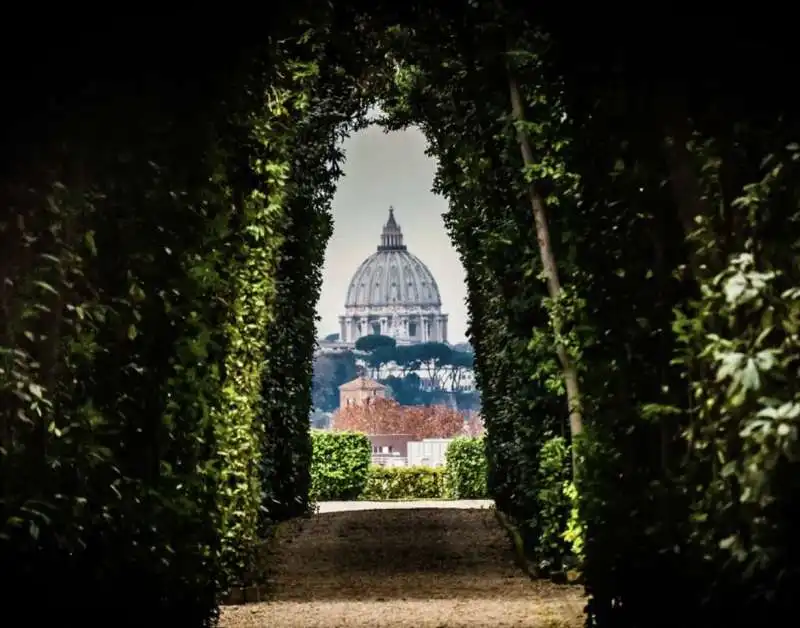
505, 66, 584, 455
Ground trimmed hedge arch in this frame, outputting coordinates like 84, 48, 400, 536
2, 6, 799, 628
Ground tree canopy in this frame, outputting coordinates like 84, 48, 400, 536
312, 340, 479, 409
333, 398, 465, 440
354, 334, 396, 353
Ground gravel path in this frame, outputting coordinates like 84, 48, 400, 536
220, 506, 585, 627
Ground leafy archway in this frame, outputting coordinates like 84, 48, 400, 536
2, 4, 799, 628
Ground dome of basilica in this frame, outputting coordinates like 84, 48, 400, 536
339, 207, 448, 345
344, 214, 442, 309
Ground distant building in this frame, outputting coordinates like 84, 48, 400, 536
337, 207, 449, 346
369, 433, 415, 467
338, 376, 388, 408
407, 439, 453, 467
372, 437, 455, 468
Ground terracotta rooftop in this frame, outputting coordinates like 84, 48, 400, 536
339, 376, 387, 391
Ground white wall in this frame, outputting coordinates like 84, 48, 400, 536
407, 439, 453, 468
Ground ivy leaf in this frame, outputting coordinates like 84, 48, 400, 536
28, 382, 44, 400
715, 352, 744, 382
723, 273, 748, 304
33, 280, 59, 296
85, 230, 98, 255
740, 358, 761, 391
754, 350, 776, 372
754, 326, 773, 347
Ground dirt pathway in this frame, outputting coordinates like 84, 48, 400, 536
220, 508, 585, 627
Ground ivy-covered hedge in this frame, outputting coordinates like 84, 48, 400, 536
309, 430, 372, 500
444, 437, 489, 499
534, 437, 573, 574
384, 15, 573, 579
362, 466, 446, 500
257, 48, 361, 525
377, 7, 800, 627
6, 9, 799, 628
0, 40, 327, 625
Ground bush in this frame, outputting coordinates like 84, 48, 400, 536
362, 466, 446, 500
310, 430, 371, 500
445, 437, 489, 498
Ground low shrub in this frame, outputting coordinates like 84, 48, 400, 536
445, 437, 489, 498
310, 430, 371, 500
362, 466, 445, 500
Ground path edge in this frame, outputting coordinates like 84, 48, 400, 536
493, 508, 541, 580
221, 515, 310, 606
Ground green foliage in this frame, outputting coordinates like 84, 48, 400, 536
257, 52, 354, 523
309, 435, 489, 502
362, 466, 446, 500
5, 7, 800, 628
670, 242, 800, 616
562, 481, 584, 560
444, 437, 489, 499
411, 341, 453, 365
309, 430, 372, 501
534, 437, 572, 573
0, 47, 286, 621
0, 34, 342, 622
213, 72, 291, 585
376, 9, 798, 625
354, 334, 396, 353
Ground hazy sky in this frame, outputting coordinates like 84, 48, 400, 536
316, 125, 468, 343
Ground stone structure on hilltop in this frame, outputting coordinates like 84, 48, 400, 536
338, 376, 388, 408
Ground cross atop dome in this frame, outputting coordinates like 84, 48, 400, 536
378, 206, 406, 251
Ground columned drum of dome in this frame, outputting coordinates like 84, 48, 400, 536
339, 207, 449, 346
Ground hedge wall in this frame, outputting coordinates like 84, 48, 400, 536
256, 43, 364, 524
0, 37, 330, 624
310, 433, 489, 501
363, 466, 446, 500
309, 431, 372, 501
444, 437, 489, 499
7, 8, 798, 628
376, 6, 800, 626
